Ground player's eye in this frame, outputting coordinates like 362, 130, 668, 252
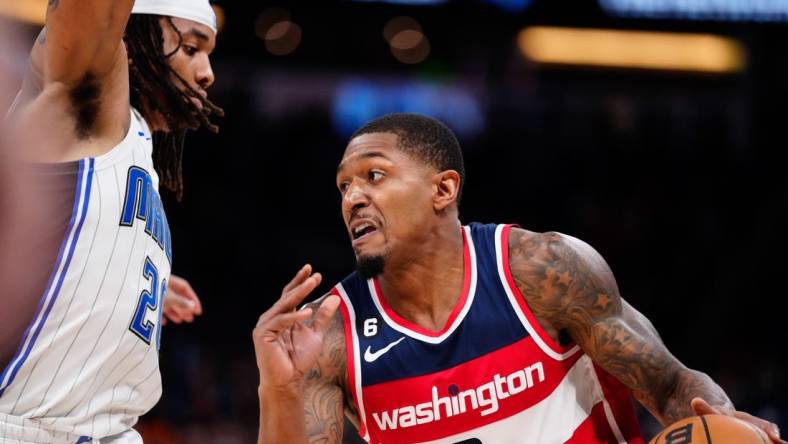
368, 170, 384, 182
183, 45, 198, 56
338, 181, 350, 193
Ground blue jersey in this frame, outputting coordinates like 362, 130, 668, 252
333, 223, 642, 444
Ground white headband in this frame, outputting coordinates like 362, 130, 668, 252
132, 0, 217, 35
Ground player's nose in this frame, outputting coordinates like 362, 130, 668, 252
342, 181, 369, 212
196, 55, 215, 90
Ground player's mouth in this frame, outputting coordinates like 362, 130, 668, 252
186, 89, 208, 113
189, 96, 204, 111
350, 219, 380, 247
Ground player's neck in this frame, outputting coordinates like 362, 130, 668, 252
377, 219, 465, 332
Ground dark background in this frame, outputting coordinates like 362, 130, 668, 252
4, 0, 788, 442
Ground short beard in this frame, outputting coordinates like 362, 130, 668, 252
356, 255, 385, 279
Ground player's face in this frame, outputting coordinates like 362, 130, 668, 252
337, 133, 438, 271
160, 17, 216, 111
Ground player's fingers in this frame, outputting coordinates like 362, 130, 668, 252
172, 302, 197, 322
690, 397, 722, 416
168, 277, 203, 314
282, 325, 295, 354
165, 307, 185, 323
732, 411, 783, 443
192, 294, 203, 315
312, 295, 340, 335
257, 273, 321, 328
168, 292, 197, 311
282, 264, 312, 293
169, 274, 196, 298
278, 273, 322, 312
258, 309, 313, 338
256, 307, 276, 328
164, 299, 195, 324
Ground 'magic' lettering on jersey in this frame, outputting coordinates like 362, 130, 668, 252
119, 166, 172, 263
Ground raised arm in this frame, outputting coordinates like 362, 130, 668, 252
42, 0, 134, 84
9, 0, 135, 160
253, 266, 347, 444
507, 228, 783, 442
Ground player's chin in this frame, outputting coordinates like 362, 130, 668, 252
352, 241, 384, 260
356, 254, 385, 279
351, 228, 384, 251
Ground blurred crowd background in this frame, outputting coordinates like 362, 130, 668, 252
1, 0, 786, 442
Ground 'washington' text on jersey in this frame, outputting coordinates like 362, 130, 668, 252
119, 166, 172, 264
334, 223, 643, 443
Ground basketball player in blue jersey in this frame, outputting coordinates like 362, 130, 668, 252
253, 113, 784, 444
1, 0, 216, 442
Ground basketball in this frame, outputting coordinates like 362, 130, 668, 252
649, 414, 770, 444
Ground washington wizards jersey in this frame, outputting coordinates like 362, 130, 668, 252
333, 223, 643, 444
0, 109, 171, 443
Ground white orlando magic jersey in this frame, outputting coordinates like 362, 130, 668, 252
0, 109, 172, 443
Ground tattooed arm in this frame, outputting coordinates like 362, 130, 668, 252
254, 266, 348, 444
300, 305, 348, 444
507, 228, 783, 441
257, 309, 346, 444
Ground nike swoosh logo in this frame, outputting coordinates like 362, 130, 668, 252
364, 337, 405, 363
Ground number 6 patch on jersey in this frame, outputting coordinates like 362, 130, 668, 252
363, 318, 379, 337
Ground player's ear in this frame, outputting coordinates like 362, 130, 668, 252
433, 170, 460, 211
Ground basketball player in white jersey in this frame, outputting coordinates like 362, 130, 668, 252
0, 0, 218, 442
253, 114, 784, 443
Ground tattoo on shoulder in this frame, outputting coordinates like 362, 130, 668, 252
508, 228, 732, 423
508, 228, 622, 341
47, 0, 59, 11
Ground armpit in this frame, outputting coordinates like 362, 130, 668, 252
69, 73, 101, 139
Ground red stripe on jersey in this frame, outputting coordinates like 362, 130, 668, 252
336, 290, 368, 440
361, 336, 583, 443
565, 402, 618, 443
371, 228, 472, 337
500, 224, 576, 356
593, 364, 644, 443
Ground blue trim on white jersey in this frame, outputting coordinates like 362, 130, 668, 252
0, 158, 95, 397
75, 435, 92, 444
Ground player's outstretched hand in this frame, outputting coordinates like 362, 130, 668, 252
253, 264, 340, 391
691, 397, 785, 443
162, 274, 203, 325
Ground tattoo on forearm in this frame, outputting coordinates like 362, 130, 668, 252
659, 370, 734, 424
47, 0, 59, 11
37, 29, 46, 45
303, 307, 348, 444
507, 228, 732, 425
304, 383, 343, 444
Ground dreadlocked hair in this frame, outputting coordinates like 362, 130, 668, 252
124, 14, 224, 200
